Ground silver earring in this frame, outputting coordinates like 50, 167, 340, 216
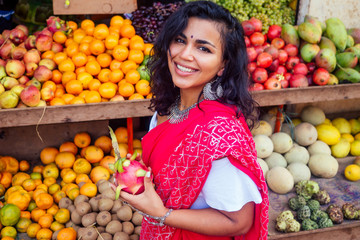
203, 78, 223, 100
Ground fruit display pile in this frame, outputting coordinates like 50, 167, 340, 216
252, 105, 360, 195
0, 126, 144, 239
0, 15, 152, 109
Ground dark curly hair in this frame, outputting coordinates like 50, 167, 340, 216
147, 0, 259, 129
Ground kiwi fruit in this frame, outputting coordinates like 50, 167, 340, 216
117, 205, 133, 221
111, 213, 119, 220
111, 199, 123, 213
71, 210, 82, 225
131, 211, 143, 226
68, 204, 76, 212
74, 194, 89, 206
106, 220, 122, 234
129, 234, 140, 240
76, 201, 92, 216
98, 198, 114, 212
122, 221, 135, 235
96, 211, 112, 226
101, 188, 116, 200
82, 227, 98, 240
98, 181, 111, 193
82, 212, 97, 227
58, 197, 72, 209
97, 232, 112, 240
113, 232, 130, 240
89, 196, 100, 212
134, 226, 141, 235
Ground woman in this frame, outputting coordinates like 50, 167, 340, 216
120, 1, 269, 239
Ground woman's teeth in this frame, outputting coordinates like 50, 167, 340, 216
177, 64, 195, 73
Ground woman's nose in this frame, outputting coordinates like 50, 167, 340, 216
179, 45, 194, 61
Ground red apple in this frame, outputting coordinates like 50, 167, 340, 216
24, 35, 36, 50
39, 58, 56, 71
10, 46, 27, 60
15, 25, 29, 37
267, 25, 282, 41
9, 28, 27, 45
26, 79, 42, 90
1, 76, 19, 90
25, 62, 38, 77
40, 87, 55, 102
23, 49, 41, 64
51, 42, 64, 53
0, 59, 5, 67
292, 63, 308, 75
0, 35, 4, 46
39, 28, 53, 38
20, 84, 41, 107
257, 52, 273, 68
18, 75, 30, 85
35, 34, 53, 52
264, 77, 281, 90
252, 67, 268, 84
33, 65, 53, 83
313, 68, 330, 86
0, 42, 15, 59
5, 60, 25, 78
249, 82, 264, 91
2, 30, 11, 40
289, 74, 309, 88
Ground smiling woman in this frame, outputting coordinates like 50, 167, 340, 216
117, 1, 269, 239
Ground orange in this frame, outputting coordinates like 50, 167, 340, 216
75, 66, 86, 76
87, 55, 96, 62
128, 49, 144, 64
43, 177, 57, 187
80, 35, 93, 44
53, 52, 68, 66
48, 183, 61, 195
31, 208, 46, 222
71, 52, 87, 67
79, 42, 91, 55
74, 132, 91, 148
99, 155, 116, 174
36, 184, 48, 192
120, 59, 137, 74
52, 190, 66, 204
110, 15, 124, 28
94, 135, 112, 154
105, 34, 119, 50
20, 211, 31, 219
78, 89, 89, 99
115, 126, 128, 143
144, 43, 154, 55
79, 182, 98, 197
54, 208, 70, 224
75, 173, 91, 184
2, 156, 19, 175
52, 69, 62, 84
50, 97, 66, 106
36, 228, 52, 240
12, 172, 30, 186
88, 78, 101, 91
66, 79, 83, 95
1, 226, 17, 238
65, 42, 79, 58
67, 187, 79, 200
19, 160, 30, 172
110, 59, 122, 71
73, 30, 86, 44
123, 19, 132, 25
61, 93, 75, 104
72, 158, 92, 174
46, 204, 59, 216
42, 80, 57, 92
84, 145, 104, 163
0, 183, 5, 197
70, 96, 86, 104
40, 147, 59, 165
120, 24, 135, 38
97, 53, 112, 68
118, 81, 135, 98
129, 93, 145, 100
90, 166, 110, 184
85, 60, 101, 76
7, 190, 31, 210
135, 79, 151, 96
61, 71, 77, 86
65, 38, 75, 47
112, 45, 129, 62
32, 165, 44, 174
58, 58, 75, 73
55, 152, 76, 169
77, 71, 93, 89
50, 221, 64, 232
67, 20, 78, 30
41, 50, 55, 60
118, 37, 130, 47
54, 85, 66, 97
109, 69, 124, 83
84, 90, 102, 103
22, 179, 36, 191
53, 31, 67, 44
109, 26, 120, 36
125, 69, 140, 84
62, 169, 77, 183
38, 213, 53, 228
98, 68, 112, 83
89, 38, 105, 55
129, 38, 145, 51
16, 217, 31, 232
27, 223, 41, 238
99, 82, 117, 99
81, 19, 95, 30
93, 23, 109, 40
32, 188, 46, 202
0, 171, 12, 188
59, 141, 78, 155
57, 227, 77, 240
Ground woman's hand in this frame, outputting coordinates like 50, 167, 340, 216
120, 168, 168, 218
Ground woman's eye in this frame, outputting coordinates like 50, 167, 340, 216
174, 37, 185, 44
199, 46, 211, 53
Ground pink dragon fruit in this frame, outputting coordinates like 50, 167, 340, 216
108, 127, 148, 199
46, 16, 68, 34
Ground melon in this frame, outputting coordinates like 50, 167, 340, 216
266, 166, 294, 194
308, 153, 339, 178
287, 162, 311, 183
265, 152, 287, 169
300, 106, 326, 125
294, 122, 318, 146
284, 145, 310, 165
280, 123, 293, 136
257, 158, 269, 177
307, 140, 332, 155
251, 120, 273, 137
253, 135, 274, 158
271, 132, 293, 153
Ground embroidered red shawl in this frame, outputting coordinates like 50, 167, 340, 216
141, 100, 269, 240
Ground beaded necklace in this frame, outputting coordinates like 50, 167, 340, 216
168, 97, 204, 124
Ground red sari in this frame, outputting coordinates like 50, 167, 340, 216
141, 100, 269, 240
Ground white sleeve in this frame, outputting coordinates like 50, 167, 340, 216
190, 157, 262, 212
149, 112, 158, 131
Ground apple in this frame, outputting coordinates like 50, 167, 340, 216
289, 74, 309, 88
15, 25, 29, 37
0, 90, 19, 109
20, 84, 41, 107
1, 76, 19, 90
39, 28, 53, 38
51, 42, 63, 53
18, 75, 30, 85
40, 87, 55, 102
2, 30, 11, 40
33, 65, 53, 83
0, 42, 15, 59
16, 101, 28, 108
24, 35, 36, 50
0, 59, 6, 67
0, 65, 6, 79
0, 84, 4, 95
23, 49, 41, 64
10, 84, 25, 96
264, 77, 281, 90
39, 58, 56, 71
26, 79, 41, 90
10, 46, 27, 60
5, 60, 25, 78
9, 28, 27, 45
25, 62, 38, 77
0, 35, 4, 46
35, 34, 53, 52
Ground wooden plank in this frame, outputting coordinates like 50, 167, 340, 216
52, 0, 137, 15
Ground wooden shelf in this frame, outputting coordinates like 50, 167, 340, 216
1, 83, 360, 128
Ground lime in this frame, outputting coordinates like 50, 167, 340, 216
0, 204, 21, 226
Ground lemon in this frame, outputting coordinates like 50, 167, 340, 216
344, 164, 360, 181
316, 124, 341, 145
349, 119, 360, 135
341, 133, 354, 143
350, 140, 360, 156
331, 138, 351, 158
292, 118, 302, 127
323, 118, 332, 125
355, 133, 360, 141
331, 117, 351, 134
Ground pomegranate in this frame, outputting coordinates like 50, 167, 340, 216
252, 67, 268, 84
267, 25, 282, 41
250, 32, 265, 46
289, 74, 309, 88
284, 44, 299, 57
264, 77, 281, 90
292, 63, 308, 75
313, 68, 330, 86
256, 52, 273, 68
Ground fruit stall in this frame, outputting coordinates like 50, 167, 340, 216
0, 0, 360, 239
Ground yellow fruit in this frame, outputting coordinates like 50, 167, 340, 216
341, 133, 354, 143
323, 118, 332, 125
355, 133, 360, 141
331, 138, 351, 158
62, 169, 77, 183
331, 117, 351, 134
42, 163, 59, 179
316, 124, 341, 145
292, 118, 301, 126
350, 140, 360, 156
349, 118, 360, 135
344, 164, 360, 181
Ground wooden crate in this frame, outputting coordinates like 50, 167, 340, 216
52, 0, 137, 15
